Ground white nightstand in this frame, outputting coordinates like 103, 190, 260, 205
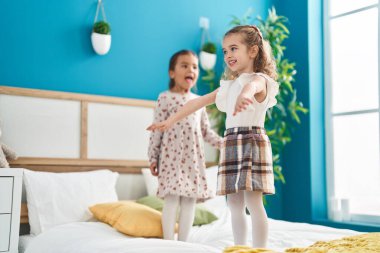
0, 169, 23, 253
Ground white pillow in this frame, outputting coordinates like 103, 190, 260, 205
23, 169, 119, 235
203, 166, 227, 211
141, 168, 158, 196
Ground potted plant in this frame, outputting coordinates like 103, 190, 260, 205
91, 21, 111, 55
199, 42, 217, 71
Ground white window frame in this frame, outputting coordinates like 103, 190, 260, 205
324, 1, 380, 225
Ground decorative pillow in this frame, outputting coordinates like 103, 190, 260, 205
141, 168, 158, 196
136, 195, 218, 226
193, 205, 218, 226
136, 195, 164, 211
90, 201, 163, 238
23, 169, 119, 235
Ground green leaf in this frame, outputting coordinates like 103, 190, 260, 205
93, 21, 111, 35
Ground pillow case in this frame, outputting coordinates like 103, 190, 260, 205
141, 168, 158, 196
136, 195, 218, 226
23, 169, 119, 235
203, 166, 227, 211
90, 201, 163, 238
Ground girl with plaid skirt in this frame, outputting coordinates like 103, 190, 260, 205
147, 25, 279, 248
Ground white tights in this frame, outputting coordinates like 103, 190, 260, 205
227, 191, 268, 248
161, 194, 196, 241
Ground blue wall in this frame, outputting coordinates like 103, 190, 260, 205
273, 0, 380, 232
308, 0, 326, 222
0, 0, 272, 101
272, 0, 329, 224
273, 0, 313, 223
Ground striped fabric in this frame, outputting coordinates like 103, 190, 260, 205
217, 126, 275, 195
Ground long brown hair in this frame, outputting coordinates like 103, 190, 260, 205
168, 50, 198, 89
223, 25, 277, 80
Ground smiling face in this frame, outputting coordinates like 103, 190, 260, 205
169, 53, 199, 93
222, 33, 257, 75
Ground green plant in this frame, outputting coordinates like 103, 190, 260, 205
202, 42, 217, 54
93, 21, 111, 35
203, 7, 308, 184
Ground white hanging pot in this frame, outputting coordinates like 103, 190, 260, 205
91, 32, 111, 55
199, 51, 217, 71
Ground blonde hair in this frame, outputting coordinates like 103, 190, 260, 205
222, 25, 278, 80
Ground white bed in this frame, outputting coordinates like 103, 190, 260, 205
20, 205, 359, 253
0, 86, 360, 253
18, 167, 360, 253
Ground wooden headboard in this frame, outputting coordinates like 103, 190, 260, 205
0, 86, 218, 225
0, 86, 155, 173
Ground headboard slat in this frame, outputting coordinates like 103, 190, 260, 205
20, 204, 28, 224
0, 86, 156, 108
80, 101, 88, 159
10, 157, 149, 173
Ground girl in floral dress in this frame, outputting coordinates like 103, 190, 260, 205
148, 50, 222, 242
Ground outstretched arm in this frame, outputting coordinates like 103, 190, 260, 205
233, 75, 266, 115
147, 89, 218, 131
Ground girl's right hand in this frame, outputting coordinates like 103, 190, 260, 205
233, 93, 254, 116
146, 119, 173, 132
150, 162, 159, 176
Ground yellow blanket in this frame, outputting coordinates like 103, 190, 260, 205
285, 233, 380, 253
223, 246, 277, 253
224, 233, 380, 253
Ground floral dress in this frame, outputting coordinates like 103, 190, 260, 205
148, 91, 223, 201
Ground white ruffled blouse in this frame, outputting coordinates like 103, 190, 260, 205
215, 72, 279, 129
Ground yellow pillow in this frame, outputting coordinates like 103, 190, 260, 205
90, 201, 163, 238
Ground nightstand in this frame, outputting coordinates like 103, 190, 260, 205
0, 169, 23, 253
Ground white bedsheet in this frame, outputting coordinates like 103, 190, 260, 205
24, 208, 360, 253
19, 234, 35, 253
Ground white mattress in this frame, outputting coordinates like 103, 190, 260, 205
22, 206, 359, 253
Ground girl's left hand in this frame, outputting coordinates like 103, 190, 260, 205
146, 119, 173, 131
233, 94, 254, 116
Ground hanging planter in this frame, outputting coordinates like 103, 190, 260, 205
91, 0, 111, 55
199, 42, 217, 71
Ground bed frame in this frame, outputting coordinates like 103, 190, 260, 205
0, 86, 155, 173
0, 86, 217, 225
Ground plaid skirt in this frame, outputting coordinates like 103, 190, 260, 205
217, 126, 275, 195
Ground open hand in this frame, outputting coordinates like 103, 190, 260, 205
233, 94, 254, 116
146, 119, 173, 131
150, 162, 159, 176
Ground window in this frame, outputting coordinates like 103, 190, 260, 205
325, 0, 380, 224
